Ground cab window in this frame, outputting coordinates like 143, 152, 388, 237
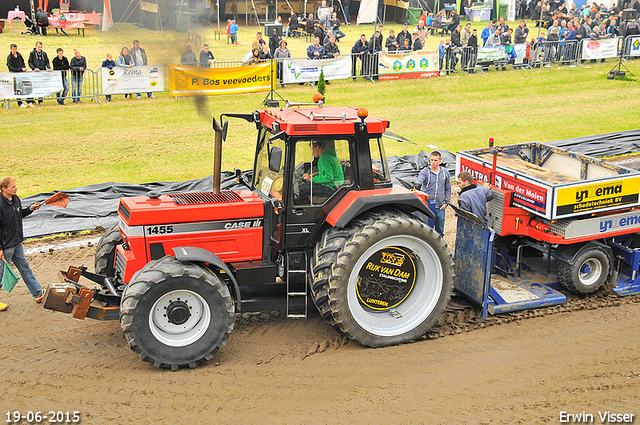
292, 139, 352, 206
253, 134, 286, 202
370, 137, 391, 184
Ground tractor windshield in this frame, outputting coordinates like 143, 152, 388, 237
253, 130, 286, 202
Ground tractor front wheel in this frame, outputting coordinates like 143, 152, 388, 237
312, 209, 454, 347
120, 256, 234, 370
94, 223, 123, 277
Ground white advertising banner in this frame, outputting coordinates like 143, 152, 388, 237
626, 36, 640, 57
282, 56, 352, 84
0, 71, 63, 100
581, 38, 619, 60
378, 50, 439, 80
357, 0, 378, 25
101, 65, 164, 95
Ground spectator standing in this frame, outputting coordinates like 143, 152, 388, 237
0, 176, 44, 309
179, 43, 198, 66
514, 20, 529, 43
199, 44, 215, 67
397, 24, 412, 48
448, 11, 460, 34
342, 0, 351, 24
307, 37, 325, 59
7, 44, 33, 108
351, 34, 369, 78
332, 12, 345, 41
317, 1, 331, 23
457, 172, 493, 225
305, 14, 315, 34
481, 21, 494, 46
369, 29, 383, 53
289, 11, 299, 35
35, 7, 49, 36
324, 35, 340, 58
314, 20, 327, 42
467, 28, 478, 73
273, 39, 290, 86
69, 48, 86, 103
412, 31, 423, 50
28, 41, 52, 105
53, 48, 70, 105
385, 29, 398, 52
130, 40, 154, 99
460, 23, 472, 70
415, 20, 429, 44
415, 151, 451, 237
231, 0, 238, 21
450, 25, 463, 72
117, 47, 135, 99
230, 20, 239, 44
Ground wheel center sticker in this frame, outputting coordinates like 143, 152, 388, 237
356, 246, 417, 310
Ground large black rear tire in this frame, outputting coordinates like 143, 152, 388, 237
94, 223, 123, 277
556, 248, 610, 294
120, 256, 235, 370
311, 209, 454, 347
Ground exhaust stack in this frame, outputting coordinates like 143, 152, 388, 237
212, 118, 223, 194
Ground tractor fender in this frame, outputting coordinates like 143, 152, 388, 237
172, 246, 243, 312
327, 192, 436, 229
554, 241, 615, 276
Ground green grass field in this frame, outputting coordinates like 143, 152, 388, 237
1, 21, 639, 196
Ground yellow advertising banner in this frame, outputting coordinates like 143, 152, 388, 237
555, 176, 640, 216
168, 62, 274, 96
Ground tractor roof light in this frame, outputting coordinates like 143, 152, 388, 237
357, 107, 369, 124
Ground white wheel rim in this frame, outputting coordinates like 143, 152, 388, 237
149, 289, 211, 347
346, 235, 444, 337
579, 258, 603, 287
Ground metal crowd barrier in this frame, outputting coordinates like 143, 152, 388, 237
3, 69, 98, 111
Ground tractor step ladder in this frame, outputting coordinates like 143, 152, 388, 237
286, 251, 308, 318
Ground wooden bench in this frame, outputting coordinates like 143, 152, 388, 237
212, 29, 225, 40
187, 30, 202, 45
290, 29, 313, 42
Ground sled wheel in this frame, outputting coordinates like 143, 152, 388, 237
557, 248, 610, 294
94, 223, 123, 277
312, 209, 454, 347
120, 256, 234, 370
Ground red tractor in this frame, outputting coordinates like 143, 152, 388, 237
44, 101, 454, 369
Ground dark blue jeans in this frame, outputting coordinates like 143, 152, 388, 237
0, 243, 43, 298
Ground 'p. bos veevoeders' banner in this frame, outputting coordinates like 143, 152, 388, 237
168, 62, 273, 96
0, 71, 63, 100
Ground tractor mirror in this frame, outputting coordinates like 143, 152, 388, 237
222, 120, 229, 142
269, 146, 283, 173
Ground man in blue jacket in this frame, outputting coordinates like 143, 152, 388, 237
457, 171, 494, 225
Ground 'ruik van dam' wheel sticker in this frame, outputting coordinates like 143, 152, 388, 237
356, 246, 417, 311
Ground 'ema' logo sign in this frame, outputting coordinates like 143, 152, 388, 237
575, 183, 622, 202
600, 213, 640, 232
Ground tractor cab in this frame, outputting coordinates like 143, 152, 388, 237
248, 103, 392, 250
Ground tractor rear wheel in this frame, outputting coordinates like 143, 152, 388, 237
120, 256, 234, 370
94, 223, 123, 277
556, 248, 610, 294
311, 209, 454, 347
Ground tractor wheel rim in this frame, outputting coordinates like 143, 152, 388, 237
579, 259, 602, 286
347, 235, 444, 337
149, 289, 211, 347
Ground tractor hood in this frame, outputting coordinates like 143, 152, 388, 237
118, 190, 265, 226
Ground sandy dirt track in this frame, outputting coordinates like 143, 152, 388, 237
1, 224, 640, 425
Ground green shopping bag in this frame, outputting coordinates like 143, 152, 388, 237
2, 259, 20, 293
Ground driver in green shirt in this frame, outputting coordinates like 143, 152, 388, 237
303, 140, 344, 191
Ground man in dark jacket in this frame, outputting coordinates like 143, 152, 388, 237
52, 47, 70, 105
289, 11, 299, 32
0, 176, 44, 311
305, 13, 315, 33
28, 41, 52, 104
396, 24, 412, 50
467, 29, 478, 73
314, 20, 326, 42
369, 30, 383, 53
6, 44, 33, 108
351, 34, 369, 78
35, 7, 49, 36
69, 48, 87, 103
324, 35, 340, 58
